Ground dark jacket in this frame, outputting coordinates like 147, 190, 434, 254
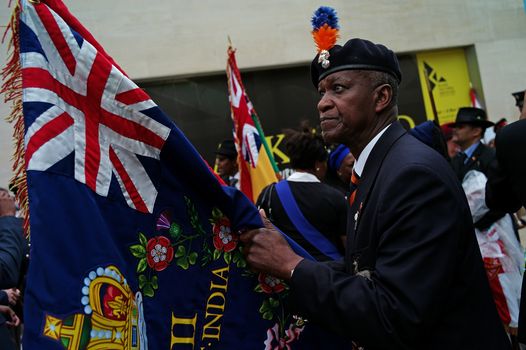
485, 119, 526, 343
451, 141, 495, 181
257, 180, 347, 261
486, 119, 526, 212
451, 142, 506, 229
0, 217, 25, 290
289, 122, 510, 349
0, 216, 25, 332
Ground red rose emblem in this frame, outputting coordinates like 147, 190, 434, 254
212, 217, 238, 252
146, 236, 174, 271
258, 273, 285, 294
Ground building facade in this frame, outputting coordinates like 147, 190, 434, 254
1, 0, 525, 183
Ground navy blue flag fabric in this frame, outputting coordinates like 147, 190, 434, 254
12, 0, 351, 349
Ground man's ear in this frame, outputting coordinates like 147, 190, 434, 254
374, 84, 393, 113
473, 126, 484, 139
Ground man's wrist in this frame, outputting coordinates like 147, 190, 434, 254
282, 257, 303, 281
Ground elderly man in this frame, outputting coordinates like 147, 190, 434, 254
240, 38, 510, 349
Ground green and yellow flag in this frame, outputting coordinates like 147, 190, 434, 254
226, 46, 280, 202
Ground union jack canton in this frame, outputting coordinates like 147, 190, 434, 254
21, 1, 170, 213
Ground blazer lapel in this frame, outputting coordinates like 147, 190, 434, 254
347, 122, 406, 251
465, 143, 484, 168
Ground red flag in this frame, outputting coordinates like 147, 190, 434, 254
226, 46, 279, 202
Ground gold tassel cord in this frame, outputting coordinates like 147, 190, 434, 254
1, 1, 30, 237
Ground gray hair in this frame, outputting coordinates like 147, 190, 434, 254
367, 70, 399, 107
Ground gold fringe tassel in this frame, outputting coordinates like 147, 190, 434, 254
1, 1, 30, 237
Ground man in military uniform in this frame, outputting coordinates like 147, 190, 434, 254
240, 37, 510, 348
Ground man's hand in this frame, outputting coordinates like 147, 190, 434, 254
0, 305, 20, 327
240, 210, 303, 280
0, 190, 16, 217
3, 288, 20, 306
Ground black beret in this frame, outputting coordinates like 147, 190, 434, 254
310, 38, 402, 87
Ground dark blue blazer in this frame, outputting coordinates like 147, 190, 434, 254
0, 216, 25, 327
486, 119, 526, 343
486, 119, 526, 213
289, 122, 510, 349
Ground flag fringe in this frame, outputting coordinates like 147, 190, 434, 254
1, 1, 30, 237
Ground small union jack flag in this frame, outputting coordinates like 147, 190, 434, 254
21, 1, 171, 213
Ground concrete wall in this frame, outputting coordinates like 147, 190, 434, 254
0, 0, 525, 186
476, 37, 526, 120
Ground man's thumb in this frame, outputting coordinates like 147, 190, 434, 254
259, 209, 274, 229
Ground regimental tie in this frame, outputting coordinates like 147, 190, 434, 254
349, 169, 360, 207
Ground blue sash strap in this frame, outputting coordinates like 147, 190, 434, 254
274, 180, 343, 260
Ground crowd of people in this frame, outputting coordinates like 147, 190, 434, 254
214, 36, 526, 348
1, 21, 525, 350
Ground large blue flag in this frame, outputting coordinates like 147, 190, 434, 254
4, 0, 350, 348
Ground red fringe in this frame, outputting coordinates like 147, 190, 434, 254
1, 1, 31, 237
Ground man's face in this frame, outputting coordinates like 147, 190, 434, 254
452, 124, 482, 150
215, 155, 238, 177
317, 70, 376, 146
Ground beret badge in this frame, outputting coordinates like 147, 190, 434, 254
318, 50, 331, 69
311, 6, 340, 70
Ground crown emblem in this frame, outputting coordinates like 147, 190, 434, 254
42, 265, 148, 349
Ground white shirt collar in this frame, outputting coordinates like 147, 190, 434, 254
353, 124, 392, 177
287, 171, 320, 183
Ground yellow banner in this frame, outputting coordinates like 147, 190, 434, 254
417, 49, 472, 125
248, 144, 279, 202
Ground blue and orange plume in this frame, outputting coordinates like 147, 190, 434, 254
311, 6, 340, 54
